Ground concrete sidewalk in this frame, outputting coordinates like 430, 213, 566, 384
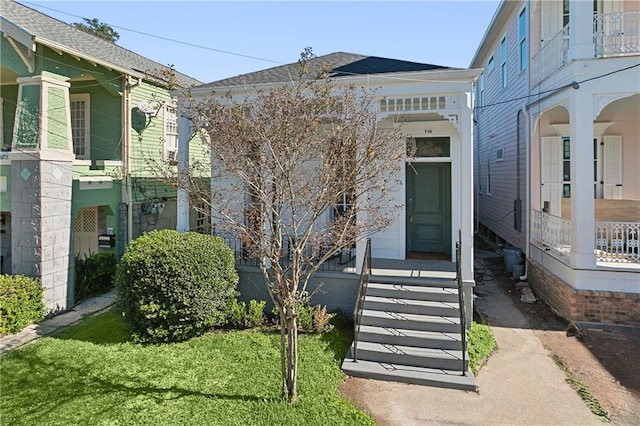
342, 250, 602, 425
0, 291, 116, 355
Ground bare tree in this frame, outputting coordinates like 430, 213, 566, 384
179, 51, 407, 402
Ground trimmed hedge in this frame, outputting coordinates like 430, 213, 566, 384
116, 230, 238, 343
74, 251, 117, 302
0, 275, 45, 336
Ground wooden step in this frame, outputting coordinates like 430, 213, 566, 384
352, 341, 468, 371
342, 356, 476, 392
359, 309, 461, 333
357, 325, 463, 350
366, 282, 459, 303
363, 296, 460, 317
369, 275, 458, 288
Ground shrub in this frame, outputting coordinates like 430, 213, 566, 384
0, 275, 45, 336
115, 230, 238, 343
312, 305, 335, 333
74, 251, 117, 302
467, 322, 497, 374
273, 303, 333, 333
228, 299, 266, 329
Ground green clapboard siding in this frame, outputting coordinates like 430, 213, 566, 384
47, 86, 68, 150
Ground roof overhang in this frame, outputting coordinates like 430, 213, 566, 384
182, 68, 483, 98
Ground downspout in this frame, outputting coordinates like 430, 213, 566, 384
520, 106, 530, 280
123, 77, 141, 246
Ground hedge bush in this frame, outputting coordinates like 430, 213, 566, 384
115, 230, 238, 343
74, 251, 117, 302
0, 275, 45, 336
228, 299, 266, 329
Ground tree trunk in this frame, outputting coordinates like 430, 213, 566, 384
284, 315, 298, 403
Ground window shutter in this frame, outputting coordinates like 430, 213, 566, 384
541, 137, 562, 215
541, 1, 562, 45
602, 135, 622, 199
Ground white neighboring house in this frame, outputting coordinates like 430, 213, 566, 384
176, 52, 480, 308
472, 0, 640, 324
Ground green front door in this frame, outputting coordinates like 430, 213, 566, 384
406, 162, 451, 254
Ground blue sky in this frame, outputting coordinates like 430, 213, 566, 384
25, 1, 501, 84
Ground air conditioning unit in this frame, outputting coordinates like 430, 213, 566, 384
166, 149, 178, 163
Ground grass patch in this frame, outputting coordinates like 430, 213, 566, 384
467, 322, 497, 374
0, 309, 372, 426
550, 353, 610, 422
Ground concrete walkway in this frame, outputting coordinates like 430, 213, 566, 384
343, 250, 602, 425
0, 291, 116, 355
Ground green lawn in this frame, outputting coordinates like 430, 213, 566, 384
0, 311, 373, 426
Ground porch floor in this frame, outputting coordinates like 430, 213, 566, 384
371, 257, 456, 278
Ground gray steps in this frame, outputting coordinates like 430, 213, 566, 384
360, 309, 461, 333
341, 356, 476, 392
353, 341, 467, 371
358, 325, 462, 350
367, 282, 458, 303
343, 272, 476, 391
364, 296, 459, 317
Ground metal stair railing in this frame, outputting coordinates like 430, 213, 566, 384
456, 229, 468, 376
352, 238, 371, 362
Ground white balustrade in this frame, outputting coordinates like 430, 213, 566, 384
595, 221, 640, 263
594, 11, 640, 57
533, 25, 570, 84
531, 210, 571, 256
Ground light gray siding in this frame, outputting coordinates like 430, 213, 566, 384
474, 1, 528, 249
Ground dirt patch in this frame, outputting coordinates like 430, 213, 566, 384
477, 238, 640, 426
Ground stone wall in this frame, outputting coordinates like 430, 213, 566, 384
528, 258, 640, 325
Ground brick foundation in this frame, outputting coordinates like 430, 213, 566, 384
527, 259, 640, 325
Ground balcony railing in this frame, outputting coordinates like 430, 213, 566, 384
532, 210, 640, 264
533, 25, 570, 84
594, 11, 640, 57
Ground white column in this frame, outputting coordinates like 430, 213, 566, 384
569, 90, 595, 268
568, 0, 595, 60
176, 115, 190, 232
459, 92, 474, 283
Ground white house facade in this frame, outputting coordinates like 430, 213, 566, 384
472, 0, 640, 324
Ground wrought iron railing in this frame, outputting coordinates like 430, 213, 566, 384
533, 25, 570, 84
352, 238, 371, 362
595, 221, 640, 263
212, 230, 356, 272
455, 230, 467, 376
594, 11, 640, 57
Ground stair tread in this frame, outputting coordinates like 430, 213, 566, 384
358, 325, 462, 342
365, 296, 459, 309
342, 357, 476, 391
367, 283, 458, 294
369, 275, 458, 287
361, 309, 461, 323
356, 340, 465, 359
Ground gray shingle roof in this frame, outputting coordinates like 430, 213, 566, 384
199, 52, 455, 88
0, 0, 201, 87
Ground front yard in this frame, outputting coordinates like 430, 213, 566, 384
0, 310, 372, 425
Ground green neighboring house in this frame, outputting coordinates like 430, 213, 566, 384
0, 0, 204, 312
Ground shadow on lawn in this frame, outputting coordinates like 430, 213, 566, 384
3, 347, 282, 424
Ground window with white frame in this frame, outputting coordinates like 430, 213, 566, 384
500, 36, 507, 88
70, 94, 90, 159
519, 8, 527, 71
163, 103, 178, 163
496, 147, 504, 162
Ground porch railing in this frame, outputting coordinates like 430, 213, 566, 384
595, 221, 640, 263
352, 238, 371, 362
212, 230, 356, 272
532, 210, 639, 264
532, 210, 572, 257
533, 25, 570, 84
594, 11, 640, 57
455, 230, 467, 376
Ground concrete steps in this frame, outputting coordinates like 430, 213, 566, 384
342, 274, 476, 391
